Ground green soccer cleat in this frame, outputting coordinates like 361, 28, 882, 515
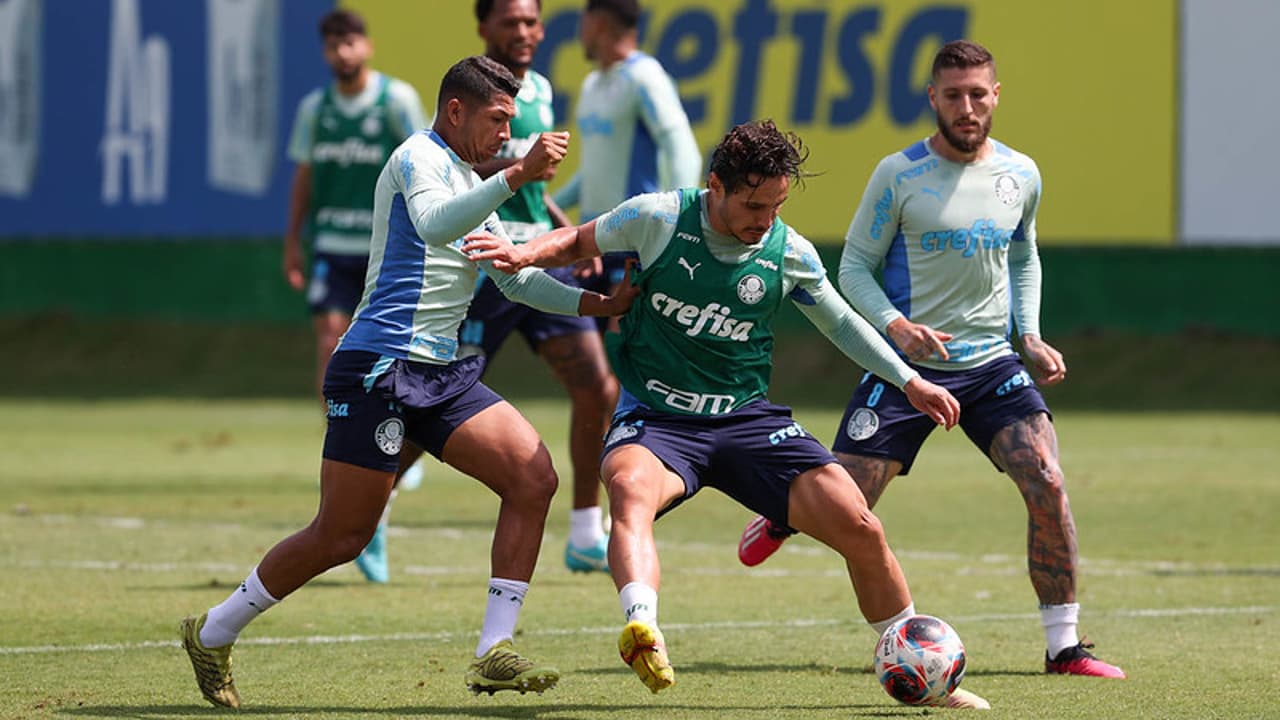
464, 640, 559, 695
179, 614, 241, 709
618, 620, 675, 694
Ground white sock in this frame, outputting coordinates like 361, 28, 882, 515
619, 581, 658, 625
870, 603, 916, 636
569, 506, 605, 548
1041, 602, 1080, 658
201, 566, 279, 648
476, 578, 528, 657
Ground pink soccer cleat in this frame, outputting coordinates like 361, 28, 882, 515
737, 515, 790, 567
1045, 640, 1126, 678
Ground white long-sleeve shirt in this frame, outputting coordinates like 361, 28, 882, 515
555, 51, 702, 221
339, 130, 584, 364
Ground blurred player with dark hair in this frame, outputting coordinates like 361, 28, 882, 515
553, 0, 702, 328
466, 0, 619, 574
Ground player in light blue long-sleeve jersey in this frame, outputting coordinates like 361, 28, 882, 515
737, 40, 1126, 680
178, 56, 636, 710
553, 0, 702, 305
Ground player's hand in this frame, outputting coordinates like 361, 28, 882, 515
582, 258, 640, 317
903, 376, 960, 429
511, 131, 569, 188
1021, 334, 1067, 386
572, 256, 604, 279
462, 231, 530, 274
283, 237, 305, 290
886, 317, 953, 363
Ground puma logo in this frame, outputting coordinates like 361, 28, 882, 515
677, 257, 701, 280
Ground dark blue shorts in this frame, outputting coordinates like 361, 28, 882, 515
831, 354, 1051, 474
307, 252, 368, 316
602, 397, 837, 530
321, 350, 502, 471
458, 266, 596, 361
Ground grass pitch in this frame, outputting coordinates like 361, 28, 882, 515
1, 399, 1277, 719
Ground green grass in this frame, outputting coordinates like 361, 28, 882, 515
1, 399, 1277, 719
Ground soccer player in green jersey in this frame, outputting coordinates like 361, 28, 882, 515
465, 0, 619, 574
463, 121, 991, 708
737, 40, 1125, 679
283, 9, 430, 584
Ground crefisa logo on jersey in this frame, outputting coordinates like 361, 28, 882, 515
846, 408, 879, 441
374, 418, 405, 455
994, 174, 1020, 206
737, 274, 766, 304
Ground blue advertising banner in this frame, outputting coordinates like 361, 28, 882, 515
0, 0, 332, 238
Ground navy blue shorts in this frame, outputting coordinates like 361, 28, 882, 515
602, 397, 837, 530
307, 252, 368, 316
321, 350, 502, 471
458, 265, 596, 360
831, 354, 1051, 474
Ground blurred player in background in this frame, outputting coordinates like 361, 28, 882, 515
736, 40, 1126, 680
180, 55, 637, 709
464, 0, 619, 574
464, 120, 988, 709
282, 9, 429, 584
554, 0, 702, 321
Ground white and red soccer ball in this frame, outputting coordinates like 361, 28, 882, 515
873, 614, 967, 705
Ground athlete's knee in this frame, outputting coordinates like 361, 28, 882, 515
307, 520, 377, 567
503, 446, 559, 505
601, 467, 653, 515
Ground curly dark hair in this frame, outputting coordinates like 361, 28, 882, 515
708, 120, 811, 194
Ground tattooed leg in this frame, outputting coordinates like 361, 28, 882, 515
834, 453, 903, 509
990, 412, 1077, 605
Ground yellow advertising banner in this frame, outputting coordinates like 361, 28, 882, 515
347, 0, 1174, 245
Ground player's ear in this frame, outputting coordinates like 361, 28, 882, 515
446, 97, 465, 127
992, 81, 1001, 107
927, 83, 938, 111
707, 172, 724, 196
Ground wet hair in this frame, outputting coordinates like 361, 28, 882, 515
708, 120, 811, 194
585, 0, 639, 29
437, 55, 521, 109
318, 9, 366, 39
931, 39, 996, 80
475, 0, 542, 23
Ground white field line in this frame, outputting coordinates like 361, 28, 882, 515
5, 514, 1276, 578
0, 605, 1273, 657
7, 553, 1277, 581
